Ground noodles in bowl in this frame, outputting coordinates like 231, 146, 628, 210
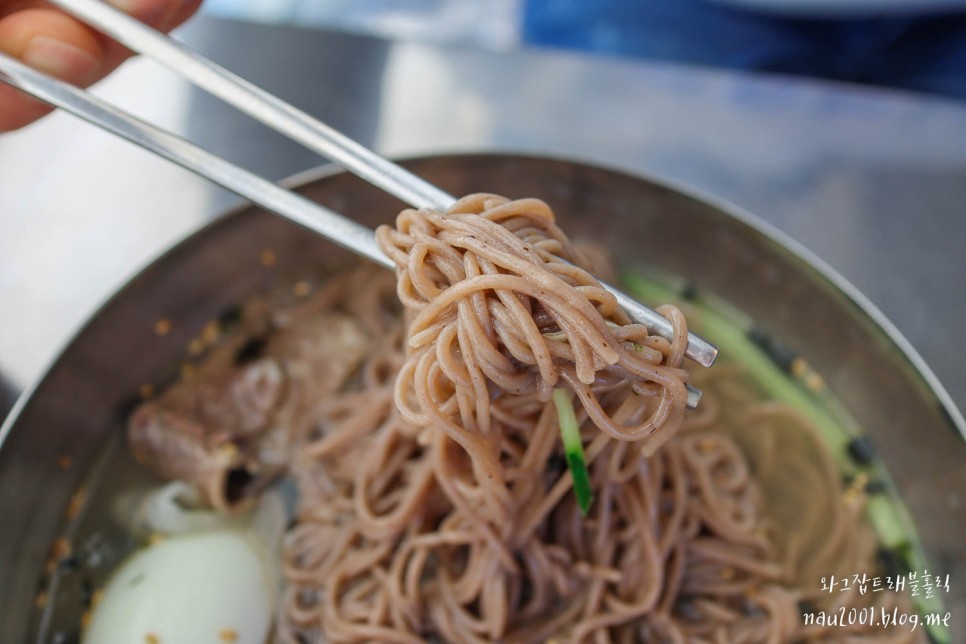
100, 194, 930, 642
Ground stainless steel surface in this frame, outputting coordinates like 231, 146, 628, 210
1, 155, 964, 642
39, 0, 719, 371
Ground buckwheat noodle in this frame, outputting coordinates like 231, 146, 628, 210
276, 195, 915, 643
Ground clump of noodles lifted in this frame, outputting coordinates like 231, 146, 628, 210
380, 194, 690, 497
274, 195, 916, 643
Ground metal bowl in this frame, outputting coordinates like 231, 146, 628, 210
2, 153, 964, 641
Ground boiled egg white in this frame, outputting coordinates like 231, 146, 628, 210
83, 529, 274, 644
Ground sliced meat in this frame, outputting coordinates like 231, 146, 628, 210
128, 310, 369, 512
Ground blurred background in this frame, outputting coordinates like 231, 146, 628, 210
196, 0, 966, 99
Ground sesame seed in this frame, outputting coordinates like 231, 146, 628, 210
153, 319, 172, 336
187, 338, 205, 356
201, 321, 221, 344
66, 487, 87, 520
293, 280, 312, 297
805, 373, 825, 392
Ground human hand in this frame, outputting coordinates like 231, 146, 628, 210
0, 0, 201, 131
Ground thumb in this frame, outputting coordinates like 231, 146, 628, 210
0, 0, 200, 132
0, 8, 104, 131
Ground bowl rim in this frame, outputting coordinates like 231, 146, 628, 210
3, 150, 964, 452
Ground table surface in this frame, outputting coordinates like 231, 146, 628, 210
1, 16, 965, 421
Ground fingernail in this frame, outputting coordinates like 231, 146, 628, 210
106, 0, 152, 13
22, 36, 99, 81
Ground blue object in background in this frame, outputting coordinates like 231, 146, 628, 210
523, 0, 966, 99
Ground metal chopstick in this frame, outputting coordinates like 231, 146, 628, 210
43, 0, 719, 371
51, 0, 454, 211
0, 53, 387, 269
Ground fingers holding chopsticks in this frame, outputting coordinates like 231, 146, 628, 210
0, 0, 201, 131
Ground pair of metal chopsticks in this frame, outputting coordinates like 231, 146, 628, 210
0, 0, 717, 407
